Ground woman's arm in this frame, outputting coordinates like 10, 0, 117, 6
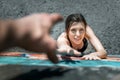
57, 32, 80, 55
85, 26, 107, 59
57, 32, 71, 52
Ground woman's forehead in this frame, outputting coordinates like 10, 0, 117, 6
70, 22, 85, 29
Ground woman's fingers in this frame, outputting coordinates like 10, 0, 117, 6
94, 56, 101, 60
73, 50, 80, 55
67, 49, 71, 53
82, 55, 101, 60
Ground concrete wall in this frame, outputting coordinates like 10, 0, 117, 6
0, 0, 120, 54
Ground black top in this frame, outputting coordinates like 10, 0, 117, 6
77, 38, 88, 52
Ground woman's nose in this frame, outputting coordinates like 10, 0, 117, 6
75, 31, 80, 36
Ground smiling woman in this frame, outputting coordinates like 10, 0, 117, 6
57, 13, 107, 60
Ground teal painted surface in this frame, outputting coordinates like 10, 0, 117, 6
0, 56, 120, 67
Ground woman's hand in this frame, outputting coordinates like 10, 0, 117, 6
57, 47, 72, 53
57, 47, 82, 56
82, 54, 101, 60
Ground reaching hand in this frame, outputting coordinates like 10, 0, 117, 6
12, 13, 63, 63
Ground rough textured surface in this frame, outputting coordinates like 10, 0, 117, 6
0, 65, 120, 80
0, 0, 120, 54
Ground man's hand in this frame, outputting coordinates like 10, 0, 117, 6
1, 13, 63, 63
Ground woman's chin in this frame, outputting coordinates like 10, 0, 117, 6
73, 41, 81, 44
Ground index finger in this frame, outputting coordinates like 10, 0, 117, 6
50, 13, 63, 24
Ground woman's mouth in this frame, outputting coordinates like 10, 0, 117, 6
74, 38, 80, 41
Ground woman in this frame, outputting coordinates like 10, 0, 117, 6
57, 13, 107, 60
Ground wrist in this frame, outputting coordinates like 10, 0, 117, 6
89, 52, 99, 57
0, 19, 16, 50
90, 52, 107, 59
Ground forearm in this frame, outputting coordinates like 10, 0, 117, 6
90, 50, 107, 59
0, 19, 16, 51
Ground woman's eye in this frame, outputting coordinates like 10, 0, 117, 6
71, 29, 76, 33
79, 29, 84, 33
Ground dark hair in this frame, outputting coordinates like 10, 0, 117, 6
65, 13, 87, 31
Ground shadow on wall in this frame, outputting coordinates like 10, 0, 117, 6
9, 67, 73, 80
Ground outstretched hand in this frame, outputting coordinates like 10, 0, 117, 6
12, 13, 63, 63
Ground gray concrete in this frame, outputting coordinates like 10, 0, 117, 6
0, 0, 120, 54
0, 65, 120, 80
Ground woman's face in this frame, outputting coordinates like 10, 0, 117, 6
67, 22, 86, 44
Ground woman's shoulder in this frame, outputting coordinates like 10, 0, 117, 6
59, 32, 67, 38
85, 25, 93, 39
57, 32, 69, 42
